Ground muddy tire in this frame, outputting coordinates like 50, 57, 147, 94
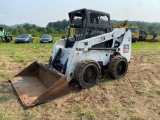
108, 56, 128, 79
74, 60, 101, 88
0, 37, 2, 43
6, 36, 12, 42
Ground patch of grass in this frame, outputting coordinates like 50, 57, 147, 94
127, 114, 145, 120
120, 97, 136, 106
109, 107, 145, 120
148, 103, 160, 112
0, 72, 12, 79
0, 94, 14, 103
132, 41, 160, 54
147, 92, 156, 98
134, 86, 157, 98
0, 83, 13, 93
0, 37, 61, 65
148, 78, 156, 85
133, 84, 146, 95
134, 89, 145, 95
154, 88, 160, 95
0, 112, 13, 120
69, 104, 99, 119
109, 107, 121, 117
0, 62, 7, 67
22, 110, 35, 120
109, 106, 133, 117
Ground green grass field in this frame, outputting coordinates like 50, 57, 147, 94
1, 37, 60, 64
0, 37, 160, 120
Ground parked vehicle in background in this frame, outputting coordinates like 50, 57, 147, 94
146, 34, 159, 42
139, 30, 147, 41
127, 25, 140, 42
112, 20, 147, 42
15, 34, 34, 43
0, 27, 12, 43
40, 34, 53, 43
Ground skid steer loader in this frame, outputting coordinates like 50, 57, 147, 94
11, 8, 132, 107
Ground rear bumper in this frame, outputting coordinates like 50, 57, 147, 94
15, 41, 29, 43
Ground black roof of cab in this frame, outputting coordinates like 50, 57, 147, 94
68, 8, 110, 18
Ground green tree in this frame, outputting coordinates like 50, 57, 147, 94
28, 29, 39, 37
147, 24, 156, 35
17, 26, 27, 34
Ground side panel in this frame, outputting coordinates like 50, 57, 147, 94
60, 48, 71, 65
116, 30, 132, 62
55, 28, 131, 82
79, 51, 112, 66
52, 39, 66, 60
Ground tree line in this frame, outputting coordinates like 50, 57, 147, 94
1, 19, 160, 37
112, 20, 160, 36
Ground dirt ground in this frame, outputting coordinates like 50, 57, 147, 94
0, 47, 160, 120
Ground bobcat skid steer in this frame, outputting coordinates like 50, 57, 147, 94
11, 8, 132, 107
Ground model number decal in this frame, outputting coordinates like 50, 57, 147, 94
123, 44, 129, 53
76, 48, 84, 51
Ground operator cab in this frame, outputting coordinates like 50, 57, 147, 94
0, 27, 4, 33
65, 8, 112, 47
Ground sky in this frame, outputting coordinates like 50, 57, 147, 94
0, 0, 160, 27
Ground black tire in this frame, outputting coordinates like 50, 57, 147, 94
6, 36, 12, 42
108, 56, 128, 79
0, 37, 2, 43
132, 38, 137, 43
74, 60, 101, 88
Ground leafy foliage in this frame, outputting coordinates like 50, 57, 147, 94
1, 19, 160, 37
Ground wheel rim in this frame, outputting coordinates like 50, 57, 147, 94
83, 65, 97, 85
116, 61, 126, 76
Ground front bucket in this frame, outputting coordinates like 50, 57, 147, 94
10, 61, 69, 107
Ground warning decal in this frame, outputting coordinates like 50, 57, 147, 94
123, 44, 129, 53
